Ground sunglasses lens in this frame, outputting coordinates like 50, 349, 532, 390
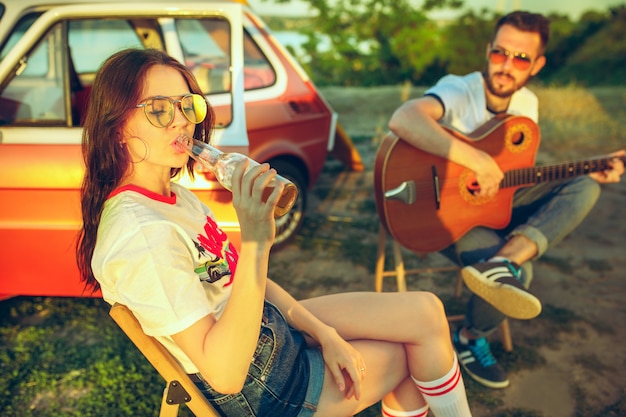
145, 98, 174, 128
182, 94, 208, 124
489, 49, 507, 65
512, 56, 531, 70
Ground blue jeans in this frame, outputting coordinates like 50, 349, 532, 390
189, 301, 325, 417
442, 176, 601, 337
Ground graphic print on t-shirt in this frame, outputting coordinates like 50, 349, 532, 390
194, 216, 239, 286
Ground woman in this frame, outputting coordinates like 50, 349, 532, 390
76, 48, 472, 417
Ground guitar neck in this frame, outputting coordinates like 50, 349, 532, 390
503, 155, 626, 188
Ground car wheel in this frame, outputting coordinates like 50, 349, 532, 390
270, 160, 307, 250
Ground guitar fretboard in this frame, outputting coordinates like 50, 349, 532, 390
503, 155, 625, 188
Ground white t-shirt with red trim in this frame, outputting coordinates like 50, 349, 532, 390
92, 183, 238, 373
425, 71, 538, 135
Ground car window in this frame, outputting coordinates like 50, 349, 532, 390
176, 18, 275, 94
68, 19, 144, 74
0, 22, 66, 125
177, 18, 231, 95
241, 28, 276, 90
67, 19, 146, 125
0, 14, 258, 128
0, 17, 146, 126
0, 14, 40, 61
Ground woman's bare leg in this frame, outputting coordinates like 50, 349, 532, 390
381, 377, 428, 413
302, 291, 471, 416
300, 291, 455, 381
313, 339, 425, 416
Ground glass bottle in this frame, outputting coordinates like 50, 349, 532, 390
177, 135, 298, 218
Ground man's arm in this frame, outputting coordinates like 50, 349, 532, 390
388, 96, 504, 198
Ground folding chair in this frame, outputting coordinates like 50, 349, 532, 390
375, 223, 513, 352
109, 304, 221, 417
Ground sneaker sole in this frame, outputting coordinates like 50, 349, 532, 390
462, 266, 542, 320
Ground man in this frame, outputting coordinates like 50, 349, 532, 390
388, 11, 624, 389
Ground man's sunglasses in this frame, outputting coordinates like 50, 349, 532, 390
136, 94, 207, 128
488, 48, 533, 71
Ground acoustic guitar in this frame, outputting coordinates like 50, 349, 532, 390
374, 115, 624, 253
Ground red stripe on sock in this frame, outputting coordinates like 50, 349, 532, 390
417, 360, 461, 396
382, 409, 429, 417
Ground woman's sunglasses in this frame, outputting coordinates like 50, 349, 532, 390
488, 48, 532, 71
136, 94, 207, 128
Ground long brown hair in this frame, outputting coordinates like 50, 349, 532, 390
76, 48, 215, 292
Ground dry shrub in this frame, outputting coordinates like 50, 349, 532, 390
533, 85, 626, 160
321, 84, 626, 162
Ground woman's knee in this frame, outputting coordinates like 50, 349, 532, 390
408, 292, 448, 334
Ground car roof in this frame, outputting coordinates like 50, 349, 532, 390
0, 0, 249, 16
0, 1, 252, 38
2, 0, 247, 8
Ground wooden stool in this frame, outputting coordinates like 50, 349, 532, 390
375, 223, 513, 352
110, 304, 221, 417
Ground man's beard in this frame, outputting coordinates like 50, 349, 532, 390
483, 69, 528, 98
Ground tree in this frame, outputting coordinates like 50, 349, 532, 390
259, 0, 625, 86
267, 0, 463, 86
547, 5, 626, 85
437, 8, 495, 77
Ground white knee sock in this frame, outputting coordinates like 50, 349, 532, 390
382, 401, 429, 417
411, 356, 472, 417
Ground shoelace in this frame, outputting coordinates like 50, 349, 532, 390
503, 260, 522, 280
469, 338, 497, 367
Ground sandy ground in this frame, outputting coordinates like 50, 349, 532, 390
268, 137, 626, 416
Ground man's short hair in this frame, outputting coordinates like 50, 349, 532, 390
494, 11, 550, 53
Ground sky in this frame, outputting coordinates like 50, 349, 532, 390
246, 0, 623, 20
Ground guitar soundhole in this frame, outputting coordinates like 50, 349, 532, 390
511, 131, 525, 145
505, 122, 533, 154
467, 179, 480, 195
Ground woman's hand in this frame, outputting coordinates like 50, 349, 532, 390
230, 159, 284, 245
318, 327, 367, 400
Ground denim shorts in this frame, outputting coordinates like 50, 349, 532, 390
189, 301, 325, 417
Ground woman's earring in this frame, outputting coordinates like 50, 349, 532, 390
126, 136, 149, 163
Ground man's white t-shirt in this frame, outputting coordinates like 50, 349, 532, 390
425, 71, 539, 135
92, 183, 238, 373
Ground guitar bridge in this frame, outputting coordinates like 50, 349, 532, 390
384, 181, 416, 205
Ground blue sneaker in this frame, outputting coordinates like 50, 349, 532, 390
453, 329, 510, 389
462, 259, 542, 320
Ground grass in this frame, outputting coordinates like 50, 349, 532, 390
0, 297, 177, 417
1, 85, 625, 416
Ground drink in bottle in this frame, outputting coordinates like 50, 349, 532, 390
177, 135, 298, 217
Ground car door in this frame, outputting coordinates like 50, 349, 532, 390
0, 3, 247, 298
